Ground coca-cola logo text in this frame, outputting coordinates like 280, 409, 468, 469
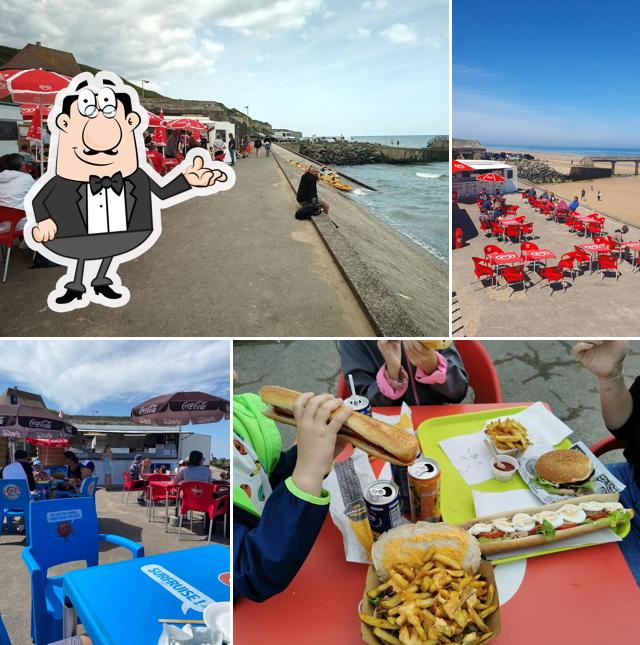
29, 418, 53, 429
181, 401, 207, 411
140, 404, 158, 415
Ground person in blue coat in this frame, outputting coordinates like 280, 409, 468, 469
233, 389, 351, 602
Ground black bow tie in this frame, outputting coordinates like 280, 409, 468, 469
89, 172, 124, 196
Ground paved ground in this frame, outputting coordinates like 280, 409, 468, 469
452, 196, 640, 336
0, 489, 229, 645
233, 339, 640, 459
0, 154, 371, 336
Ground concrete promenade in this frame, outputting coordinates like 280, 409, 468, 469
0, 154, 372, 336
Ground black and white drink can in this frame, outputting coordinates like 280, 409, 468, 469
364, 479, 402, 539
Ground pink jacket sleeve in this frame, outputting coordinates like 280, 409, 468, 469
415, 352, 448, 385
376, 365, 408, 400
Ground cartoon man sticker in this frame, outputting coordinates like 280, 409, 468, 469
24, 71, 235, 311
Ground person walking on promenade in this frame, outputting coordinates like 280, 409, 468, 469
254, 137, 263, 157
581, 188, 586, 200
228, 134, 236, 165
264, 136, 272, 157
598, 190, 602, 201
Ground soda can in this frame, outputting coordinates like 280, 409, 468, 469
343, 393, 372, 416
364, 479, 403, 539
390, 463, 411, 515
408, 458, 441, 523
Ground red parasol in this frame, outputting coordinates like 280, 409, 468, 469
0, 70, 14, 99
26, 107, 42, 142
131, 391, 230, 426
5, 68, 71, 104
26, 437, 71, 448
167, 117, 207, 132
144, 109, 162, 127
151, 109, 168, 147
452, 159, 474, 173
21, 104, 51, 119
475, 172, 505, 182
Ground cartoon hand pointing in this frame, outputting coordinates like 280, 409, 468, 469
183, 155, 228, 187
32, 218, 58, 243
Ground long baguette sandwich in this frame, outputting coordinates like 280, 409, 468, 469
458, 493, 634, 554
259, 385, 419, 466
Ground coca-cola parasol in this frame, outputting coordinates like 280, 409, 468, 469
0, 404, 77, 441
131, 392, 230, 426
26, 437, 71, 448
166, 118, 207, 132
475, 172, 505, 182
452, 159, 474, 173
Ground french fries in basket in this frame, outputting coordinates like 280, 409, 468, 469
360, 548, 498, 645
484, 418, 532, 452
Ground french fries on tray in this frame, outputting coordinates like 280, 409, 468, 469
484, 418, 531, 453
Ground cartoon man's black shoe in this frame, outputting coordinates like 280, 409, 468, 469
55, 289, 84, 305
93, 285, 122, 299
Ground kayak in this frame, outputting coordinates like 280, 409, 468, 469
289, 160, 353, 191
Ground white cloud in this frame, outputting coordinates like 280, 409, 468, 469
202, 39, 225, 55
0, 340, 230, 413
381, 23, 417, 44
350, 27, 371, 40
362, 0, 388, 9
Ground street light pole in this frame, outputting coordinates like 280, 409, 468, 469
245, 105, 249, 138
141, 79, 150, 98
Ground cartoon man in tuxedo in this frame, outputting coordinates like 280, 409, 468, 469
24, 71, 235, 312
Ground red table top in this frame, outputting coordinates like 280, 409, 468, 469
149, 480, 177, 489
578, 243, 609, 253
622, 241, 640, 251
522, 249, 556, 260
488, 252, 521, 265
234, 403, 639, 644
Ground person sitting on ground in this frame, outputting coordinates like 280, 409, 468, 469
296, 165, 329, 214
338, 340, 468, 406
129, 454, 146, 506
174, 450, 213, 484
19, 142, 35, 164
0, 449, 37, 492
574, 340, 640, 586
568, 195, 580, 212
0, 153, 35, 210
234, 383, 353, 601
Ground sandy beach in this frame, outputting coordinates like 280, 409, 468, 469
488, 147, 640, 228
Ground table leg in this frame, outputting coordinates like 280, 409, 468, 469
165, 488, 169, 533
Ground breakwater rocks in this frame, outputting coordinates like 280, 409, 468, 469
512, 159, 567, 184
297, 141, 447, 165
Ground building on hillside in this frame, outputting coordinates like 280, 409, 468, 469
0, 41, 81, 76
452, 138, 487, 160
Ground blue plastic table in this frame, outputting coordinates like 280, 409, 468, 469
63, 544, 230, 644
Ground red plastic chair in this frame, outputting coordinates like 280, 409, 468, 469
504, 225, 522, 244
178, 481, 216, 540
147, 479, 177, 522
121, 470, 146, 503
598, 253, 620, 280
483, 244, 503, 260
336, 339, 503, 405
146, 150, 165, 175
592, 235, 608, 245
573, 246, 592, 272
590, 437, 627, 457
500, 263, 527, 294
490, 222, 504, 241
472, 257, 494, 284
539, 264, 567, 294
520, 241, 539, 255
0, 206, 27, 283
521, 221, 534, 240
573, 221, 587, 236
207, 494, 230, 541
514, 215, 526, 223
606, 235, 621, 258
587, 222, 603, 238
506, 205, 519, 215
558, 252, 577, 281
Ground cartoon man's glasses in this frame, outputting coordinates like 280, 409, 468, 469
77, 87, 118, 118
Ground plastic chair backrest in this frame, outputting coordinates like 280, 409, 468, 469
0, 206, 26, 245
210, 494, 229, 518
180, 481, 215, 514
0, 612, 10, 645
520, 242, 538, 252
28, 496, 99, 573
79, 476, 98, 497
455, 340, 503, 404
1, 478, 31, 511
484, 244, 502, 257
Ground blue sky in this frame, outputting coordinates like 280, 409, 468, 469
454, 1, 640, 148
0, 0, 448, 136
0, 340, 230, 458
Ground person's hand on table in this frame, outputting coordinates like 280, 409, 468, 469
403, 340, 439, 375
573, 340, 629, 379
292, 393, 352, 497
378, 340, 402, 380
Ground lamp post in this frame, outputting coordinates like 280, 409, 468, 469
141, 79, 150, 98
245, 105, 249, 138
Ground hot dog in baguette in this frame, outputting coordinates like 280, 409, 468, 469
259, 385, 420, 466
459, 493, 634, 555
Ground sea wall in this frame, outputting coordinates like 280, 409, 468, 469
568, 166, 612, 180
286, 141, 447, 165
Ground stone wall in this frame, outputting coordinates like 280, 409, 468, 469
568, 166, 612, 180
295, 141, 446, 165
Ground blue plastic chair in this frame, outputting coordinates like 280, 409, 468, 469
0, 478, 32, 538
0, 612, 10, 645
56, 476, 98, 499
22, 496, 144, 645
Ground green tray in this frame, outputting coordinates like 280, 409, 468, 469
416, 406, 571, 525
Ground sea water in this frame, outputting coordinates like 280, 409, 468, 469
341, 135, 448, 262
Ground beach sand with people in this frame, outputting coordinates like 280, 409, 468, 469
488, 147, 640, 227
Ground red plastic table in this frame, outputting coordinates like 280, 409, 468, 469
234, 403, 640, 645
622, 241, 640, 271
487, 252, 522, 288
147, 479, 178, 531
522, 248, 556, 275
